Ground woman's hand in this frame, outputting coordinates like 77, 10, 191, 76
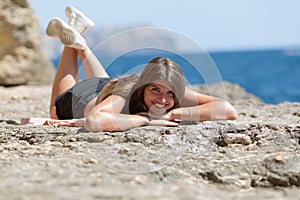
149, 119, 179, 127
136, 112, 180, 126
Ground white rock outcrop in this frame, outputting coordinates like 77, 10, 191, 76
0, 0, 54, 85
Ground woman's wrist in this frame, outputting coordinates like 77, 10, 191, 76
169, 107, 194, 122
135, 113, 151, 125
167, 109, 180, 121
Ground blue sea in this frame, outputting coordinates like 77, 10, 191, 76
52, 48, 300, 104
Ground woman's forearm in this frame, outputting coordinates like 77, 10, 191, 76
168, 100, 237, 122
84, 112, 150, 132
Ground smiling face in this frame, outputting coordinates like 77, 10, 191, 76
127, 57, 185, 115
143, 79, 175, 117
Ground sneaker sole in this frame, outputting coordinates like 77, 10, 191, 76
66, 6, 95, 26
65, 5, 95, 33
46, 18, 75, 46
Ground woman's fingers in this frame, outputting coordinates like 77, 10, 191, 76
149, 119, 179, 127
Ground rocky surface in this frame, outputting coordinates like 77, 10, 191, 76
0, 0, 54, 85
0, 83, 299, 200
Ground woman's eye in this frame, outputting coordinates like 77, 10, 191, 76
167, 91, 174, 97
151, 87, 160, 93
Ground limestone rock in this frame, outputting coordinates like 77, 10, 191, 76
0, 0, 54, 85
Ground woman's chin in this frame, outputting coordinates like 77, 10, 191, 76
148, 110, 166, 119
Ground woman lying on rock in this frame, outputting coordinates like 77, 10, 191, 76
42, 6, 237, 131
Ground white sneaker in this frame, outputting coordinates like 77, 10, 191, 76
65, 5, 95, 35
46, 17, 87, 50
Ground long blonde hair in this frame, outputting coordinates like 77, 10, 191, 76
96, 74, 139, 104
128, 57, 185, 114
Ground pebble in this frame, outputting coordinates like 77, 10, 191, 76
273, 154, 287, 163
118, 147, 130, 154
89, 158, 98, 164
164, 129, 174, 134
247, 144, 257, 151
87, 136, 104, 143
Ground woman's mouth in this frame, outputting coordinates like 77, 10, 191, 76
149, 102, 168, 116
153, 103, 167, 108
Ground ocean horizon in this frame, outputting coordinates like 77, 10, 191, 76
52, 48, 300, 104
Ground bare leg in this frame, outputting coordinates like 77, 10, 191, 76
47, 12, 110, 118
49, 46, 110, 118
50, 47, 79, 119
78, 48, 109, 78
77, 47, 111, 117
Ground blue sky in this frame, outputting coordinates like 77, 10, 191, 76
28, 0, 300, 51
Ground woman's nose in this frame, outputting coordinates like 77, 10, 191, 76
157, 93, 167, 103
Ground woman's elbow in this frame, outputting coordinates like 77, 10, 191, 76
224, 102, 238, 120
84, 116, 102, 132
84, 112, 119, 132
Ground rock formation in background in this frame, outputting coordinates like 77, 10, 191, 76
0, 0, 54, 86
